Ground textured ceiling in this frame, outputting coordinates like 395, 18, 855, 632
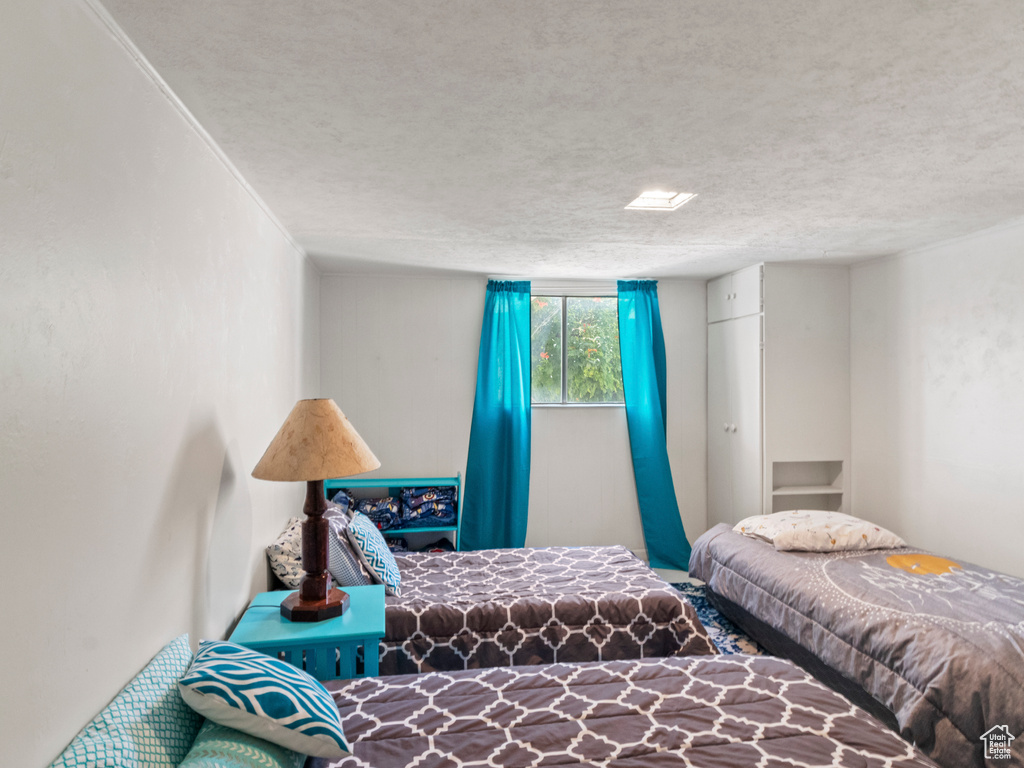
101, 0, 1024, 279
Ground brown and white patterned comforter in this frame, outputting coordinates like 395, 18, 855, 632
690, 524, 1024, 768
314, 655, 939, 767
379, 545, 716, 675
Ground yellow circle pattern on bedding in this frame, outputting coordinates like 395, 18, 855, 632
886, 553, 962, 575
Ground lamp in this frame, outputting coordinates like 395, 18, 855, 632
252, 398, 380, 621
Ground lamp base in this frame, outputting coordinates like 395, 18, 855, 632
280, 587, 350, 622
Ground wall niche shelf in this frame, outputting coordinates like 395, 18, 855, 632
771, 461, 844, 513
772, 485, 843, 496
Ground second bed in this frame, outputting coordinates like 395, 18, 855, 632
380, 544, 717, 674
690, 522, 1024, 768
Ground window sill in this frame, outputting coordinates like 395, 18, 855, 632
532, 403, 625, 409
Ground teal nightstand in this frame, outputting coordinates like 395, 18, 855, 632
229, 584, 385, 680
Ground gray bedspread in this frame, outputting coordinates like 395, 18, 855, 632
380, 545, 716, 675
690, 523, 1024, 768
316, 655, 940, 767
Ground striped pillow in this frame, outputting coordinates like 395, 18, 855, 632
178, 641, 349, 759
345, 512, 403, 596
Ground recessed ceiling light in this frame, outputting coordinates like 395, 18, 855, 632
625, 190, 697, 211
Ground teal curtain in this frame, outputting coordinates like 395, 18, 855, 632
617, 280, 691, 570
462, 280, 532, 550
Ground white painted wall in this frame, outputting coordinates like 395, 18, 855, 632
850, 219, 1024, 579
0, 1, 318, 764
319, 274, 484, 479
319, 276, 707, 562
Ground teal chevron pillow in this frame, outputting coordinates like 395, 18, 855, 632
49, 634, 202, 768
178, 721, 305, 768
345, 512, 403, 596
178, 641, 348, 759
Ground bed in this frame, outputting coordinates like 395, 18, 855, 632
690, 522, 1024, 768
51, 634, 941, 768
311, 654, 941, 767
380, 544, 717, 674
268, 503, 717, 676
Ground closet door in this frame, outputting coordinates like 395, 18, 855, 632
707, 274, 733, 323
707, 321, 732, 526
707, 314, 763, 527
730, 264, 762, 319
728, 314, 763, 522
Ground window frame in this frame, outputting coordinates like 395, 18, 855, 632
531, 293, 625, 408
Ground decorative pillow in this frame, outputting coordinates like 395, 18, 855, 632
178, 641, 349, 759
266, 517, 304, 589
734, 510, 907, 552
324, 504, 373, 588
49, 634, 202, 768
345, 512, 403, 596
178, 721, 304, 768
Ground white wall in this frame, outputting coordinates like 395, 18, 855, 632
850, 219, 1024, 579
0, 1, 318, 764
320, 276, 707, 561
319, 274, 484, 479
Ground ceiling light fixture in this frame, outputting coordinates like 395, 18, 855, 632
625, 190, 697, 211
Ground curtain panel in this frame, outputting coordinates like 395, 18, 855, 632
617, 280, 692, 570
461, 280, 532, 550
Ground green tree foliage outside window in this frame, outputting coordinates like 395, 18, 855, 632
531, 296, 624, 404
531, 297, 562, 402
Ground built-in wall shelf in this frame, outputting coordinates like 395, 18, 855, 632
771, 461, 844, 513
772, 485, 844, 496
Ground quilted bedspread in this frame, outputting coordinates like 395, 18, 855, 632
378, 545, 716, 675
315, 655, 940, 767
690, 524, 1024, 768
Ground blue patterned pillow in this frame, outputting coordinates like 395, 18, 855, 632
50, 634, 202, 768
178, 721, 304, 768
178, 641, 349, 759
345, 512, 403, 596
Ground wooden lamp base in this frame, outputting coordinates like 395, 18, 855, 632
280, 587, 350, 622
279, 478, 351, 622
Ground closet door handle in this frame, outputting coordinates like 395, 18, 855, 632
730, 424, 737, 433
723, 423, 730, 432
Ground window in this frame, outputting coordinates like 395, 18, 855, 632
531, 296, 624, 404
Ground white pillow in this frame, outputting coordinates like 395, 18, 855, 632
733, 510, 906, 552
266, 517, 304, 588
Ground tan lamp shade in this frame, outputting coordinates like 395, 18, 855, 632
252, 398, 380, 482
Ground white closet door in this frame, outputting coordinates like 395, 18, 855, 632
707, 321, 732, 527
730, 264, 762, 319
729, 314, 763, 522
707, 274, 732, 323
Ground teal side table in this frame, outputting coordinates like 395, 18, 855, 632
229, 584, 385, 680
